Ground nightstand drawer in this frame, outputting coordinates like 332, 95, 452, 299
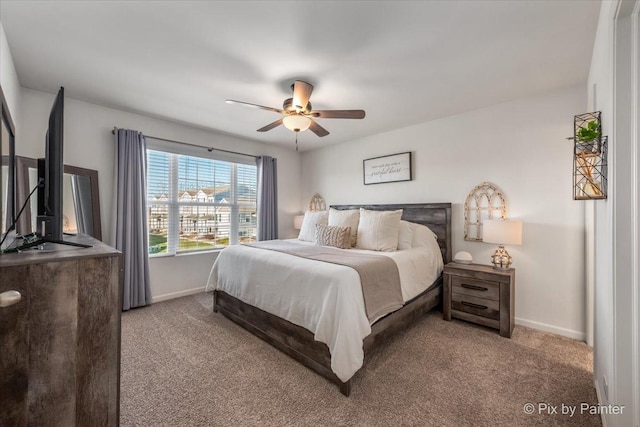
451, 293, 500, 321
451, 276, 499, 301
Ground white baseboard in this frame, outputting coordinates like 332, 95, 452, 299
515, 317, 586, 341
151, 286, 206, 303
149, 293, 588, 341
594, 378, 608, 427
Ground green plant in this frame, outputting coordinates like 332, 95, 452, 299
576, 120, 601, 142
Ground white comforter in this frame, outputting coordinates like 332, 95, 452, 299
206, 239, 443, 382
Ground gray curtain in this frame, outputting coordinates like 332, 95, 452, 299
256, 156, 278, 241
116, 129, 151, 310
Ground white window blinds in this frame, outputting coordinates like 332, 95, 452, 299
146, 147, 257, 256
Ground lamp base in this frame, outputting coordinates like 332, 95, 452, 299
490, 245, 513, 270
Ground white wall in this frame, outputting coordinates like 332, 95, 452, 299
18, 88, 302, 301
0, 22, 20, 130
302, 85, 587, 339
589, 3, 615, 420
589, 1, 639, 426
588, 2, 615, 424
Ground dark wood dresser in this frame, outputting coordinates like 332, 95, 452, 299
0, 235, 122, 426
443, 262, 515, 338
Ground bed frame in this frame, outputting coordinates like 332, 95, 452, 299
213, 203, 452, 396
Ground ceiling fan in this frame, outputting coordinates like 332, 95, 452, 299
225, 80, 366, 138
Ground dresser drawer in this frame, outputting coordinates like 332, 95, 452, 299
451, 276, 499, 301
451, 293, 500, 321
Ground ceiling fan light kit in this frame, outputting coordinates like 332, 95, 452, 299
283, 115, 311, 132
226, 80, 366, 148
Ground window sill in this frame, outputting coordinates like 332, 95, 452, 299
149, 248, 225, 259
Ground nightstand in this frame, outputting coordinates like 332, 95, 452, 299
443, 262, 515, 338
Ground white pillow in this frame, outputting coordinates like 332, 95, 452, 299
298, 210, 328, 242
412, 223, 439, 248
356, 209, 403, 252
397, 220, 415, 250
415, 224, 444, 266
328, 208, 360, 247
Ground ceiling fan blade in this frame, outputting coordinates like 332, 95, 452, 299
311, 110, 366, 119
226, 99, 284, 114
308, 119, 329, 137
257, 119, 283, 132
292, 80, 314, 111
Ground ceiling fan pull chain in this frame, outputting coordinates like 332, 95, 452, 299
295, 133, 298, 151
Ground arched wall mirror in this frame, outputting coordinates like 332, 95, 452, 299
15, 156, 102, 241
1, 86, 16, 237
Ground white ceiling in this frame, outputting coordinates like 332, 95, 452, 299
1, 1, 600, 151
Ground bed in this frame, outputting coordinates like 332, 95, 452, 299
208, 203, 452, 396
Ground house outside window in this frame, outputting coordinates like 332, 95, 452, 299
146, 147, 257, 256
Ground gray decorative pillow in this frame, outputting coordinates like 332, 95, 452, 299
315, 224, 351, 249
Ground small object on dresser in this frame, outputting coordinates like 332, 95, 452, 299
453, 251, 473, 264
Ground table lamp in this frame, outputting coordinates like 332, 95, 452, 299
293, 215, 305, 230
482, 219, 523, 269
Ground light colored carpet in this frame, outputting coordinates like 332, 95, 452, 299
120, 293, 601, 427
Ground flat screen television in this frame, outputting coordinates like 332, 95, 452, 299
37, 86, 65, 241
6, 87, 90, 252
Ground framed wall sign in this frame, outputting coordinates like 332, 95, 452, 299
363, 152, 412, 185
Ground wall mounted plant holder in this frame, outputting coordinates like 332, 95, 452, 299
569, 112, 608, 200
574, 136, 607, 200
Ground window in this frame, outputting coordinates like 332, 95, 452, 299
146, 148, 257, 256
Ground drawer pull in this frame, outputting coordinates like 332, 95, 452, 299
0, 290, 22, 308
461, 283, 488, 292
461, 301, 488, 310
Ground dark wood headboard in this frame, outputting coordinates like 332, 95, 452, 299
330, 203, 452, 263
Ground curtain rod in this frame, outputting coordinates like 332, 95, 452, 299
111, 127, 258, 159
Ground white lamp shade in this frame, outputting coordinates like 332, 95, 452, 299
482, 219, 523, 245
293, 215, 305, 230
283, 115, 311, 132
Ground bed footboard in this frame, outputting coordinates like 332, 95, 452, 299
213, 280, 441, 396
213, 289, 351, 395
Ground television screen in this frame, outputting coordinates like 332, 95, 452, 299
37, 87, 64, 241
3, 86, 91, 253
